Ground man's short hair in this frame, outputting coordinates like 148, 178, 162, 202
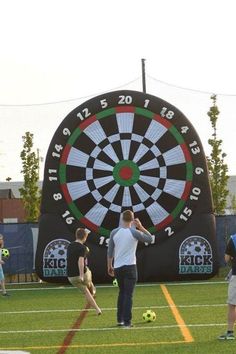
75, 228, 88, 240
122, 210, 134, 223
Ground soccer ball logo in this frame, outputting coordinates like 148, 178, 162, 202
180, 236, 211, 256
113, 278, 118, 287
1, 248, 10, 258
143, 309, 156, 322
44, 239, 69, 259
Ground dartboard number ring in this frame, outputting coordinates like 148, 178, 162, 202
44, 90, 206, 245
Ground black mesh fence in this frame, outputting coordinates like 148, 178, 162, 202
1, 217, 236, 283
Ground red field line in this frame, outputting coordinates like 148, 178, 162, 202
56, 303, 90, 354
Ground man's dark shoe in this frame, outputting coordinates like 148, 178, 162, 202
117, 322, 124, 326
123, 323, 133, 328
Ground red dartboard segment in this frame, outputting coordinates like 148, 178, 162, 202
181, 181, 192, 201
79, 115, 97, 131
61, 183, 72, 204
157, 215, 174, 230
153, 114, 172, 129
115, 106, 135, 113
181, 143, 192, 162
80, 217, 99, 233
60, 144, 71, 165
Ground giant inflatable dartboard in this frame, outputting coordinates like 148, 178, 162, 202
36, 90, 218, 282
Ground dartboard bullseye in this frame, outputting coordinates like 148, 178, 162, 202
113, 160, 140, 185
41, 90, 212, 245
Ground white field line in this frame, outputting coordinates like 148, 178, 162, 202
1, 303, 227, 315
4, 280, 227, 292
0, 323, 227, 335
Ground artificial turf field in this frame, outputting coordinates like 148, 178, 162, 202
0, 277, 235, 354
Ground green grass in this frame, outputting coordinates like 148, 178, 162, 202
0, 270, 234, 354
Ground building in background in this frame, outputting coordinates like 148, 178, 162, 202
226, 176, 236, 215
0, 181, 42, 222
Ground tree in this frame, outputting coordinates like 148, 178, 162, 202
207, 94, 229, 215
19, 132, 41, 221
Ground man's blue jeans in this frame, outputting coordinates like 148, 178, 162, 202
114, 265, 138, 325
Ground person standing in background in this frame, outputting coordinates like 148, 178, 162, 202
218, 233, 236, 340
0, 234, 10, 296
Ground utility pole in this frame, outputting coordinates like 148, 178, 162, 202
141, 58, 146, 93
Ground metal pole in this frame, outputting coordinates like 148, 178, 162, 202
141, 58, 146, 93
36, 148, 40, 180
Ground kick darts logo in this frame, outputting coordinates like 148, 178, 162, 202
179, 236, 213, 274
43, 239, 70, 277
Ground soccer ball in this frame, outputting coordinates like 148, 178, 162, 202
143, 310, 156, 322
113, 278, 118, 287
1, 248, 10, 258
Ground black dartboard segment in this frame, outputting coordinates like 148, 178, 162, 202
41, 90, 213, 245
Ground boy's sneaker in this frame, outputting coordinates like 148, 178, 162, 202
2, 292, 10, 297
218, 332, 235, 340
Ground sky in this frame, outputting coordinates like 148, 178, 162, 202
0, 0, 236, 181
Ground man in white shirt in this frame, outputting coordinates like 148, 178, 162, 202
107, 210, 153, 328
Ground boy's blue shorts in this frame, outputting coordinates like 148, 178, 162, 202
0, 266, 4, 281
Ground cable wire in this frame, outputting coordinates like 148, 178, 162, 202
0, 76, 141, 107
1, 73, 236, 107
147, 74, 236, 97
